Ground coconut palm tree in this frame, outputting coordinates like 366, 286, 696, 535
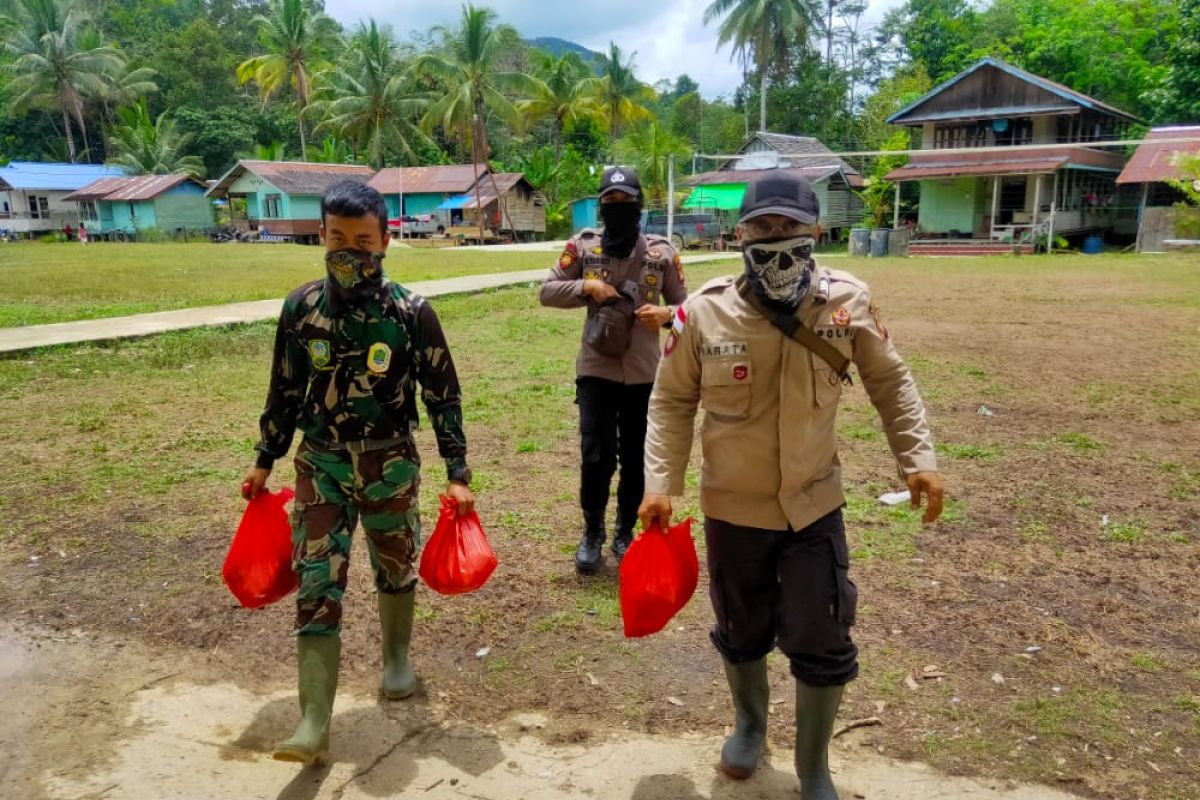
614, 120, 691, 203
237, 0, 340, 156
703, 0, 820, 132
518, 50, 598, 163
1, 0, 123, 161
106, 99, 205, 177
585, 43, 654, 149
308, 21, 430, 169
412, 3, 539, 239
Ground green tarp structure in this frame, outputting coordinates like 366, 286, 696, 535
682, 183, 746, 210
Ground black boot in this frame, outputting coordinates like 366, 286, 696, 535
611, 509, 635, 561
575, 510, 605, 574
720, 658, 769, 779
794, 682, 844, 799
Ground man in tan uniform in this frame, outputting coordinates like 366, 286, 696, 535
541, 167, 688, 574
639, 173, 944, 799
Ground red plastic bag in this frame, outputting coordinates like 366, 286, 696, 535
619, 518, 699, 638
222, 487, 297, 609
419, 496, 498, 595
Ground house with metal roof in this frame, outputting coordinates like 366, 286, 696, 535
368, 164, 487, 235
438, 173, 546, 238
679, 132, 865, 236
206, 160, 375, 243
883, 57, 1141, 254
0, 161, 126, 238
63, 174, 212, 240
1115, 126, 1200, 251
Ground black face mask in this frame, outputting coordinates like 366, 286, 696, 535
325, 248, 385, 309
599, 202, 641, 259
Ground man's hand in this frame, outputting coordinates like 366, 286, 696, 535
638, 493, 673, 531
447, 481, 475, 517
635, 304, 672, 332
906, 471, 945, 524
242, 467, 271, 500
584, 279, 619, 303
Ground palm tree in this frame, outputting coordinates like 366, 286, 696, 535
518, 50, 598, 163
1, 0, 123, 161
614, 121, 690, 203
308, 21, 430, 169
412, 3, 539, 239
704, 0, 820, 132
585, 43, 654, 149
237, 0, 340, 156
106, 99, 205, 177
304, 136, 354, 164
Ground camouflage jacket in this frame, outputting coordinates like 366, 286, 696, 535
254, 277, 469, 483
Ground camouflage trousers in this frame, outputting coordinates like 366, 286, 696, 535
291, 437, 422, 636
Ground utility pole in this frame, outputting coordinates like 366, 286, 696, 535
667, 153, 675, 244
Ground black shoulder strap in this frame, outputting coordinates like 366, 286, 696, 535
735, 275, 852, 384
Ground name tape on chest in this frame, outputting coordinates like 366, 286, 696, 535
700, 341, 749, 358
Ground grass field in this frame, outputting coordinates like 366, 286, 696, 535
0, 241, 553, 327
2, 251, 1199, 798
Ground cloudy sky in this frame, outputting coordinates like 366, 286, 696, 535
326, 0, 905, 99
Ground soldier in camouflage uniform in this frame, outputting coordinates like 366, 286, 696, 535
242, 180, 474, 766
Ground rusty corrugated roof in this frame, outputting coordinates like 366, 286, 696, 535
207, 160, 374, 197
1116, 126, 1200, 184
884, 145, 1125, 181
63, 174, 204, 202
368, 164, 487, 194
682, 166, 863, 189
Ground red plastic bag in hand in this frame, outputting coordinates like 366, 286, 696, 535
619, 518, 698, 638
419, 496, 498, 595
223, 487, 297, 609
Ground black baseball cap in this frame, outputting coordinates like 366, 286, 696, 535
738, 172, 820, 225
599, 166, 641, 200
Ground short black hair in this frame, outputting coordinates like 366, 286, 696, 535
321, 180, 388, 237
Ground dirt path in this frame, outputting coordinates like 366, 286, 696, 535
3, 624, 1082, 800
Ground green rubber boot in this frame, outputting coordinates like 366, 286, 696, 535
273, 635, 341, 765
794, 682, 844, 800
719, 659, 769, 779
379, 590, 418, 700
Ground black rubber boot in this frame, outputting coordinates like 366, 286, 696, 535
719, 658, 769, 779
574, 510, 605, 574
611, 509, 635, 562
794, 682, 844, 799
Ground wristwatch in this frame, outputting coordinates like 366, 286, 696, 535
448, 466, 473, 486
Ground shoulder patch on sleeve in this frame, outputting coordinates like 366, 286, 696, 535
663, 304, 688, 357
559, 239, 578, 268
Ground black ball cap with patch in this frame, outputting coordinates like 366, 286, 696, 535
738, 172, 820, 225
599, 166, 642, 200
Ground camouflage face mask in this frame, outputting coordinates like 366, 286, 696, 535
325, 248, 385, 290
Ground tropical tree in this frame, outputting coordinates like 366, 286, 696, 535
308, 21, 430, 168
1, 0, 123, 161
518, 50, 598, 162
703, 0, 821, 132
237, 0, 341, 156
413, 3, 538, 238
106, 98, 205, 177
304, 135, 354, 164
585, 42, 653, 148
613, 121, 690, 202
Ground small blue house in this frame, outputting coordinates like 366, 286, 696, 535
0, 161, 126, 238
64, 173, 212, 238
206, 160, 375, 243
570, 196, 599, 234
368, 164, 486, 235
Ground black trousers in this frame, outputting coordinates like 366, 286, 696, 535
576, 377, 653, 522
705, 508, 859, 687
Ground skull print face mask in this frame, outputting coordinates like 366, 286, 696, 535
741, 235, 815, 308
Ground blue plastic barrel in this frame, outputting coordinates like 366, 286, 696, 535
1082, 235, 1104, 255
870, 228, 891, 258
849, 228, 870, 257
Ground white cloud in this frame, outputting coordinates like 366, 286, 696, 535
325, 0, 908, 100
